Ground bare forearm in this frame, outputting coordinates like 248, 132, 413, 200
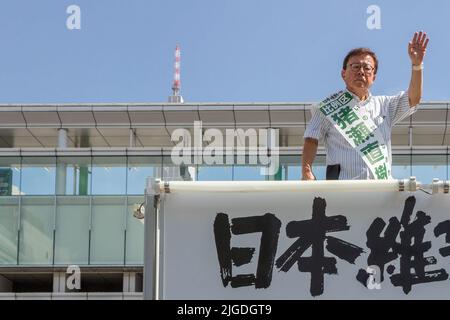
408, 66, 422, 107
302, 138, 318, 179
407, 31, 429, 107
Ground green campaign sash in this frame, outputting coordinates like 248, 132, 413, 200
318, 90, 391, 180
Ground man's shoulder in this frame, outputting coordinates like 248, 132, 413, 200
368, 94, 388, 105
316, 89, 347, 106
370, 91, 407, 103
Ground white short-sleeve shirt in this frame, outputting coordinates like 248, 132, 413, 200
304, 90, 417, 179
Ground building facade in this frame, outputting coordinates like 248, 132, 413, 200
0, 101, 449, 299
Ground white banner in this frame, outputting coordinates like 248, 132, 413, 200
154, 181, 450, 299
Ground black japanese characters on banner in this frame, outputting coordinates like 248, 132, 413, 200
214, 213, 281, 289
356, 196, 448, 294
213, 196, 450, 296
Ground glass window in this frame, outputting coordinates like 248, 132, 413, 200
54, 196, 90, 265
0, 197, 19, 264
161, 156, 184, 181
197, 165, 232, 181
160, 156, 200, 181
287, 165, 301, 180
288, 155, 325, 180
281, 155, 300, 181
90, 196, 126, 265
392, 155, 411, 179
21, 157, 56, 195
264, 165, 285, 181
56, 157, 91, 196
281, 165, 288, 180
224, 155, 264, 181
125, 196, 144, 265
127, 156, 161, 195
92, 157, 126, 195
412, 154, 447, 182
19, 197, 55, 265
262, 156, 284, 181
233, 166, 266, 181
309, 155, 326, 180
0, 157, 21, 196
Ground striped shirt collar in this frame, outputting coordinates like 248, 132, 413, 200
345, 89, 373, 105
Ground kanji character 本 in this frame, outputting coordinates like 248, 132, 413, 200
345, 122, 374, 145
213, 213, 281, 289
331, 106, 359, 129
356, 196, 449, 294
360, 141, 384, 164
276, 197, 364, 296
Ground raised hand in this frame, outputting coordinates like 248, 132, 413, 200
408, 31, 429, 66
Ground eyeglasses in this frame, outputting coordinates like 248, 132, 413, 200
348, 63, 375, 74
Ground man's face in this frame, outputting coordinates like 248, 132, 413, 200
341, 54, 376, 93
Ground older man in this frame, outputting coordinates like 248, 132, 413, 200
302, 31, 429, 180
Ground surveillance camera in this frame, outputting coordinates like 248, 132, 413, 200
133, 203, 145, 219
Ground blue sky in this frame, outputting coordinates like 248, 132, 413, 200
0, 0, 448, 104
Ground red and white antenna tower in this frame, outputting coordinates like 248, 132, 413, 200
172, 45, 181, 95
169, 44, 183, 103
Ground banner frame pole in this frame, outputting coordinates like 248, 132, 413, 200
143, 178, 161, 300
